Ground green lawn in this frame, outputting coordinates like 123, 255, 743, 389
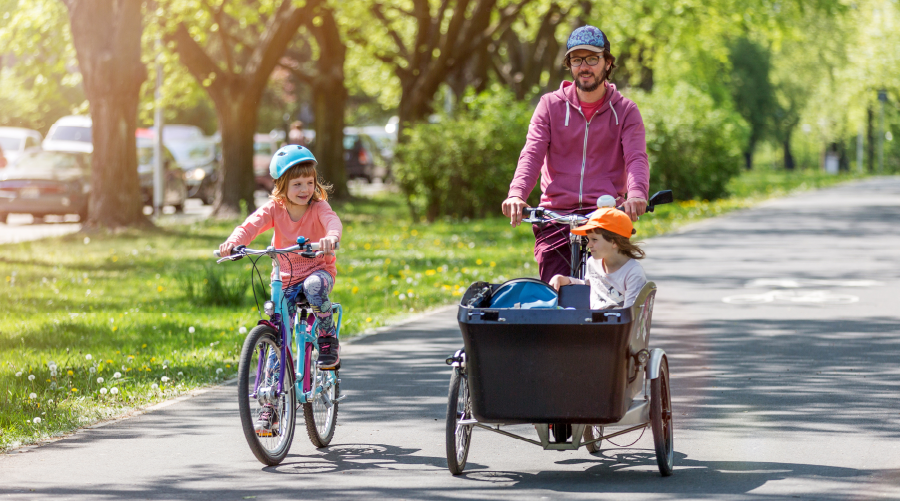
0, 167, 867, 450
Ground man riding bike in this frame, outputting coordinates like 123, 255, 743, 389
501, 25, 650, 283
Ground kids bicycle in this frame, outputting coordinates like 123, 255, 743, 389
215, 237, 344, 466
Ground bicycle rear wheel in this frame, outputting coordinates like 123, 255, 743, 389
238, 325, 297, 466
651, 357, 674, 476
303, 360, 339, 448
445, 367, 472, 475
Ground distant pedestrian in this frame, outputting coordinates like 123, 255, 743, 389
288, 121, 308, 146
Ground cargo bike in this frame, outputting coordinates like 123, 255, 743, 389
444, 191, 675, 476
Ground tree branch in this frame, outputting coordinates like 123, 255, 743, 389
370, 3, 410, 61
165, 22, 225, 99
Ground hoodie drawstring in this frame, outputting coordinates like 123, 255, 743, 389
610, 103, 619, 125
565, 101, 571, 127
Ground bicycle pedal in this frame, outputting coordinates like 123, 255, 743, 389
317, 362, 341, 371
256, 430, 275, 437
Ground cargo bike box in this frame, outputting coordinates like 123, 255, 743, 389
445, 278, 674, 476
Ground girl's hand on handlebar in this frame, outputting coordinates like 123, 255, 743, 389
622, 197, 647, 222
218, 242, 235, 257
549, 274, 570, 291
318, 236, 339, 255
501, 196, 528, 227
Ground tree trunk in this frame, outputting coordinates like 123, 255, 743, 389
214, 97, 258, 219
867, 106, 875, 172
783, 129, 795, 170
64, 0, 149, 229
309, 7, 348, 199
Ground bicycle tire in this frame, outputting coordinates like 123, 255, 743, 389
445, 367, 472, 475
237, 324, 297, 466
583, 425, 603, 453
303, 363, 339, 448
650, 357, 674, 476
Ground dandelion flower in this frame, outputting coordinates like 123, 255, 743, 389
28, 374, 35, 381
239, 326, 247, 334
110, 387, 119, 395
71, 388, 78, 393
47, 399, 53, 404
29, 393, 37, 399
151, 383, 159, 390
216, 368, 223, 375
161, 376, 170, 383
89, 367, 96, 374
100, 388, 108, 395
67, 370, 74, 376
163, 359, 170, 366
50, 370, 57, 377
47, 361, 57, 369
33, 417, 41, 424
97, 377, 104, 384
85, 354, 92, 361
177, 372, 183, 377
15, 371, 22, 377
113, 372, 122, 378
189, 326, 195, 334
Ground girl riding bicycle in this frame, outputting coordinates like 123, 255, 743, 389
548, 207, 647, 309
219, 144, 343, 371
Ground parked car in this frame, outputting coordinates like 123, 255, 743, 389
136, 131, 188, 212
0, 127, 44, 166
0, 150, 90, 224
42, 115, 93, 154
167, 138, 218, 205
343, 127, 390, 182
254, 133, 280, 192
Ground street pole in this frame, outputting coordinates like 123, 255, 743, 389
153, 38, 165, 216
878, 89, 887, 174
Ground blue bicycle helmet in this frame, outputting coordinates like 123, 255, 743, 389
269, 144, 318, 179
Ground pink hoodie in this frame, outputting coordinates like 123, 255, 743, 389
508, 81, 650, 211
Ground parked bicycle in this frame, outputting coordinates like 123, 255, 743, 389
215, 237, 344, 465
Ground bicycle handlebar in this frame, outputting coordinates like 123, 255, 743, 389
214, 241, 339, 263
521, 189, 673, 226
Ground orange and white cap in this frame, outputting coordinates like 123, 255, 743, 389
570, 207, 634, 238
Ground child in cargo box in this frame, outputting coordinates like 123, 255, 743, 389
548, 207, 647, 309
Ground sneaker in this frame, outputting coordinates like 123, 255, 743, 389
255, 404, 277, 437
316, 336, 340, 370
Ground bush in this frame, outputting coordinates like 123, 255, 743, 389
394, 88, 533, 220
629, 83, 748, 200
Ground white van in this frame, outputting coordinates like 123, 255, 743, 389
0, 127, 44, 166
42, 115, 93, 154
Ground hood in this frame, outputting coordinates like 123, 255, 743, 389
43, 140, 93, 154
0, 165, 86, 183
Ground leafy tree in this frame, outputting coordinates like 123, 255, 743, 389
353, 0, 534, 128
61, 0, 150, 229
160, 0, 324, 217
729, 37, 779, 170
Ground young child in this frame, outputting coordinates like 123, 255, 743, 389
219, 145, 342, 431
549, 207, 647, 309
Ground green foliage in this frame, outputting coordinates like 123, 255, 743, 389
393, 88, 532, 220
630, 83, 749, 200
729, 38, 779, 151
175, 264, 248, 307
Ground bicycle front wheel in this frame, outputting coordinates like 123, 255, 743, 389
238, 324, 297, 466
303, 363, 339, 448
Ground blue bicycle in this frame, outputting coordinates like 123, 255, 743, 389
216, 237, 344, 465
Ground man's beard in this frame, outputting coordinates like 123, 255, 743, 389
574, 65, 607, 92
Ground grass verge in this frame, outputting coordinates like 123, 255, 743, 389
0, 167, 868, 450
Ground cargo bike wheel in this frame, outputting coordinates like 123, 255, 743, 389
650, 357, 674, 476
445, 367, 473, 475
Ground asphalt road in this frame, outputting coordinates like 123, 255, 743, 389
2, 177, 899, 500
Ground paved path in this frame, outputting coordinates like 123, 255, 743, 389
2, 177, 899, 500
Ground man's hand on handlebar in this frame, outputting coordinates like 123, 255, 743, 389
502, 196, 528, 227
622, 197, 647, 222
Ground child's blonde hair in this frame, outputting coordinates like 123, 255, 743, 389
588, 227, 646, 260
270, 161, 332, 204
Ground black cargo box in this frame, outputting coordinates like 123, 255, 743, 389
457, 280, 657, 425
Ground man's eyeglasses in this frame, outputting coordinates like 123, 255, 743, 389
569, 55, 602, 67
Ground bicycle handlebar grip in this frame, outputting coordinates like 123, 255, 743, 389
213, 250, 221, 257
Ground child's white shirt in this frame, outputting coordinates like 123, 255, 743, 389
569, 257, 647, 309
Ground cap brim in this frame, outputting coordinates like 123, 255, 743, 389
566, 45, 604, 56
570, 221, 602, 236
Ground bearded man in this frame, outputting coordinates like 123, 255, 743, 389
501, 25, 651, 282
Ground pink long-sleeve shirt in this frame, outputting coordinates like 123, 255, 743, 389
509, 81, 650, 211
225, 199, 343, 287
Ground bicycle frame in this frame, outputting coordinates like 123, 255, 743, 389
251, 256, 342, 406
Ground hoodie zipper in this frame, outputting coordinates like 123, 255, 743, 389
577, 106, 591, 208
